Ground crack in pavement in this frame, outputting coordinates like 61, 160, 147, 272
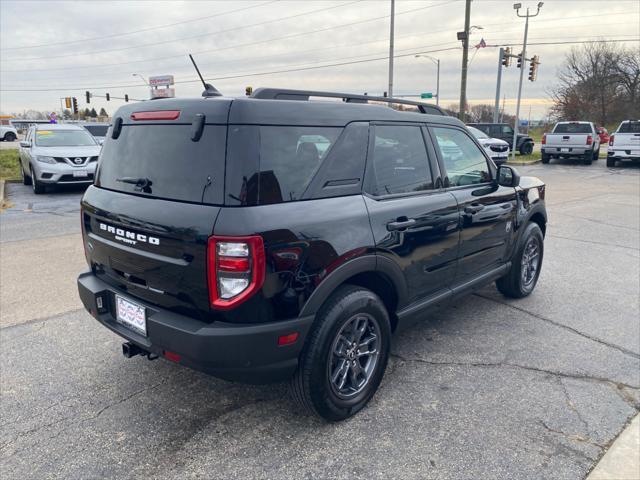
546, 233, 640, 252
474, 293, 640, 360
558, 378, 590, 435
539, 420, 606, 450
389, 353, 640, 407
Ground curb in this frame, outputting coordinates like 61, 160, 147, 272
507, 159, 542, 166
0, 179, 4, 205
588, 413, 640, 479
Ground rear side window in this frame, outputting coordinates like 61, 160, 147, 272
84, 125, 109, 136
96, 125, 226, 205
367, 125, 433, 196
618, 122, 640, 133
553, 123, 592, 134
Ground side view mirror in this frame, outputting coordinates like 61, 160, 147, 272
497, 165, 520, 187
19, 140, 30, 148
97, 138, 104, 145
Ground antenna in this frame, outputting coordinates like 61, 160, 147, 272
188, 54, 222, 97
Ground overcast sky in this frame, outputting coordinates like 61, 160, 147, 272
1, 0, 638, 119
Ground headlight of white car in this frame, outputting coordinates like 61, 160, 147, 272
36, 155, 56, 164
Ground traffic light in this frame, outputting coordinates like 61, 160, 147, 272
64, 97, 72, 109
72, 97, 78, 114
245, 86, 253, 96
502, 47, 511, 67
106, 93, 110, 101
124, 94, 129, 102
528, 55, 539, 81
516, 53, 523, 69
85, 91, 91, 103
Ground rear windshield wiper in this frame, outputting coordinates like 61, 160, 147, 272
116, 177, 152, 193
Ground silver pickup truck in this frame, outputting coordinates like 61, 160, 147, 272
541, 121, 600, 165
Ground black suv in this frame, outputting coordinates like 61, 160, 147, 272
468, 122, 535, 155
78, 88, 547, 421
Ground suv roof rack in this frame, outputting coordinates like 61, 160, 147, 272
250, 88, 445, 115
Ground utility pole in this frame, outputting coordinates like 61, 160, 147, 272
458, 0, 471, 121
493, 48, 504, 123
511, 2, 543, 160
388, 0, 395, 101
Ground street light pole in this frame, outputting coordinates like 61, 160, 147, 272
415, 54, 441, 105
388, 0, 395, 100
132, 73, 149, 87
493, 47, 504, 123
511, 2, 543, 160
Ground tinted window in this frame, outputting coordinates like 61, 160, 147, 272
501, 125, 514, 135
368, 125, 433, 196
35, 129, 96, 146
259, 126, 341, 203
618, 121, 640, 133
433, 127, 491, 187
84, 125, 109, 137
553, 123, 592, 134
97, 125, 225, 205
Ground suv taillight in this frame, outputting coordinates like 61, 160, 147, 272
609, 135, 615, 146
541, 134, 546, 145
207, 235, 265, 310
586, 135, 593, 145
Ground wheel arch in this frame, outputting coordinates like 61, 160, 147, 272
299, 254, 407, 332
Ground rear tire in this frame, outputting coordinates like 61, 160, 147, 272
519, 142, 534, 155
290, 285, 391, 422
593, 147, 600, 160
606, 157, 616, 168
496, 222, 544, 298
541, 154, 551, 164
30, 166, 44, 194
583, 151, 593, 165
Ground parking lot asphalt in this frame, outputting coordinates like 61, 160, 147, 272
1, 159, 639, 479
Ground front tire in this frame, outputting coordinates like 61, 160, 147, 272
4, 132, 16, 142
30, 166, 45, 194
290, 285, 391, 421
21, 162, 32, 185
496, 222, 544, 298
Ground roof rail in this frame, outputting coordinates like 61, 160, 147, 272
250, 88, 446, 116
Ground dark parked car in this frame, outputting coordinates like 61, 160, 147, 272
468, 122, 535, 155
78, 88, 547, 421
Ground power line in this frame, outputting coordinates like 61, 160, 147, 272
3, 37, 637, 93
1, 0, 458, 66
0, 1, 279, 51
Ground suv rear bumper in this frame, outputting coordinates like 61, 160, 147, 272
77, 271, 314, 384
608, 149, 640, 161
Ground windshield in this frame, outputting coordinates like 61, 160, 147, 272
34, 129, 97, 146
467, 126, 489, 139
83, 125, 109, 137
618, 121, 640, 133
553, 123, 592, 134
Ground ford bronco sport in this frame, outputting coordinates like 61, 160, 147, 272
78, 88, 547, 421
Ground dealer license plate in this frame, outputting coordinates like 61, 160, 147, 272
72, 170, 88, 178
115, 295, 146, 336
560, 148, 569, 152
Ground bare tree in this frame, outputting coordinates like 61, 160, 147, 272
550, 42, 639, 125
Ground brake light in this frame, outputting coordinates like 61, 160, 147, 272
207, 235, 265, 310
541, 134, 546, 145
130, 110, 180, 121
609, 135, 615, 146
586, 135, 593, 145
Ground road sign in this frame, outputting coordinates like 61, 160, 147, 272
420, 92, 433, 99
150, 88, 175, 99
149, 75, 175, 87
519, 119, 529, 127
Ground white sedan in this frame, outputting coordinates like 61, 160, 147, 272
467, 126, 510, 166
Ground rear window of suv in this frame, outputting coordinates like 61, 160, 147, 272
618, 122, 640, 133
553, 123, 592, 134
96, 125, 226, 205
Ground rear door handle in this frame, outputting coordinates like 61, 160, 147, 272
464, 204, 485, 214
386, 218, 416, 231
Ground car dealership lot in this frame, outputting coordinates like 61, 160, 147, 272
1, 161, 639, 479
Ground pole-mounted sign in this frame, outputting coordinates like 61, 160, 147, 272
149, 75, 175, 99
